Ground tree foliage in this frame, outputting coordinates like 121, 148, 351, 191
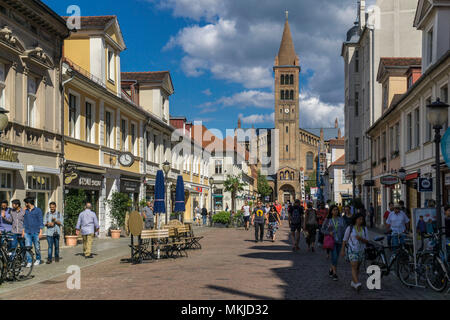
64, 189, 87, 236
224, 174, 247, 213
257, 171, 272, 198
106, 192, 132, 230
305, 170, 317, 195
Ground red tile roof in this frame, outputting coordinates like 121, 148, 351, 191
121, 72, 169, 82
330, 154, 345, 167
380, 57, 422, 67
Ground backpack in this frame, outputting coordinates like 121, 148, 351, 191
306, 209, 317, 226
291, 206, 302, 225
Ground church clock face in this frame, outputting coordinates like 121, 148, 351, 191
285, 108, 290, 114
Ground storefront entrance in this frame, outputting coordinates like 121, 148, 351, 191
120, 177, 141, 211
64, 169, 103, 215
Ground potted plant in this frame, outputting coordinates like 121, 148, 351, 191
211, 211, 231, 228
106, 192, 130, 239
64, 189, 87, 247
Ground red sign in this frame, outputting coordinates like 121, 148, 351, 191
380, 175, 399, 186
195, 187, 203, 193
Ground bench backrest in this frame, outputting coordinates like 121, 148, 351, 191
141, 229, 169, 239
176, 226, 190, 235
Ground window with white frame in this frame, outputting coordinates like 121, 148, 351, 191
441, 85, 449, 130
342, 170, 352, 184
27, 174, 51, 191
108, 49, 115, 82
427, 28, 433, 66
85, 101, 93, 143
415, 108, 420, 147
215, 160, 223, 174
0, 63, 6, 109
382, 133, 386, 159
27, 77, 37, 128
68, 94, 77, 138
105, 110, 113, 148
390, 126, 394, 155
131, 122, 137, 155
426, 98, 432, 142
407, 113, 412, 151
395, 122, 400, 152
121, 118, 128, 151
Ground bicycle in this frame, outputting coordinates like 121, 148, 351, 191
365, 233, 411, 281
422, 229, 449, 293
0, 232, 35, 282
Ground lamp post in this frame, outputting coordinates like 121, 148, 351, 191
427, 98, 449, 254
330, 174, 335, 204
209, 176, 214, 225
163, 160, 171, 224
349, 160, 358, 203
0, 107, 9, 135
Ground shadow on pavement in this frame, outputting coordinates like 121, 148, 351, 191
206, 285, 275, 300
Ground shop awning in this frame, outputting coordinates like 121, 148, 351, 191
27, 165, 60, 175
0, 160, 24, 171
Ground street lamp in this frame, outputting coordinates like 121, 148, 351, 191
329, 174, 335, 204
209, 177, 214, 224
349, 160, 358, 203
0, 107, 9, 135
162, 160, 171, 224
427, 98, 449, 253
398, 167, 407, 183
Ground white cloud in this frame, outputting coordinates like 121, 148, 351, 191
197, 90, 273, 113
238, 113, 275, 125
299, 92, 344, 129
202, 89, 212, 96
154, 0, 225, 21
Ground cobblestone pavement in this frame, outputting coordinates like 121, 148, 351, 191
0, 224, 448, 300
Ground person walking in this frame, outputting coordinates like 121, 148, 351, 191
288, 200, 304, 252
369, 203, 375, 228
386, 204, 410, 252
266, 206, 281, 242
201, 206, 208, 226
0, 200, 13, 235
10, 200, 25, 251
304, 202, 318, 252
343, 205, 353, 228
341, 213, 369, 292
142, 201, 155, 230
22, 198, 44, 267
251, 201, 266, 243
44, 202, 63, 264
322, 205, 346, 281
76, 203, 99, 259
242, 201, 251, 231
317, 203, 328, 247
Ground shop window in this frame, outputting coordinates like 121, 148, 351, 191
0, 172, 12, 189
27, 174, 52, 213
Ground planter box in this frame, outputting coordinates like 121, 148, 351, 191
213, 223, 229, 228
110, 230, 122, 239
65, 235, 78, 247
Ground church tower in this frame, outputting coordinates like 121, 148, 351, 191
274, 11, 301, 203
274, 11, 300, 170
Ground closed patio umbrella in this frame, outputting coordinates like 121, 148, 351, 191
154, 170, 166, 229
174, 175, 186, 221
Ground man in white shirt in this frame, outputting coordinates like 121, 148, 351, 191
386, 204, 410, 251
242, 201, 251, 231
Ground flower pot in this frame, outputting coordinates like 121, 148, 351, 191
110, 229, 122, 239
65, 235, 78, 247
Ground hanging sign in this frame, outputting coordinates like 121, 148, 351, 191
380, 175, 399, 186
418, 178, 433, 192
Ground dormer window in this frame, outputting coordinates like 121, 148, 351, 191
108, 49, 115, 82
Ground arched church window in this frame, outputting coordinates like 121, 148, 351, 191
290, 74, 294, 85
281, 75, 285, 85
290, 90, 294, 100
306, 152, 314, 171
280, 172, 284, 180
281, 90, 285, 100
291, 172, 295, 180
285, 170, 290, 180
285, 90, 289, 100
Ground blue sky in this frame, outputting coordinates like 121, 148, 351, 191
43, 0, 360, 135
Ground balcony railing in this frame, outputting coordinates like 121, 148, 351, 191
64, 57, 106, 89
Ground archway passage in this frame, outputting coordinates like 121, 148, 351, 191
279, 184, 296, 205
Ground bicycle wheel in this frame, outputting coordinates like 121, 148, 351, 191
369, 253, 388, 277
396, 251, 415, 287
14, 249, 34, 281
426, 256, 448, 292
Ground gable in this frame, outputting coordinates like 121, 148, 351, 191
104, 19, 126, 51
414, 0, 434, 29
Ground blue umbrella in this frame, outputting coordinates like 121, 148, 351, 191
154, 170, 166, 214
174, 175, 186, 213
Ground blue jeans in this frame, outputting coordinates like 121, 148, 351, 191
25, 233, 41, 263
391, 233, 405, 253
10, 234, 25, 252
331, 243, 343, 267
47, 235, 60, 261
202, 215, 207, 225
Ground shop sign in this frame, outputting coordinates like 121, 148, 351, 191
418, 178, 433, 193
194, 187, 203, 193
64, 170, 103, 190
0, 147, 18, 162
120, 179, 141, 193
380, 175, 399, 186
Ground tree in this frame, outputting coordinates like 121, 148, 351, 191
106, 192, 132, 230
64, 189, 87, 236
257, 171, 272, 200
305, 170, 317, 195
224, 174, 247, 213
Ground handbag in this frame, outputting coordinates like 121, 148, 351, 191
323, 234, 335, 249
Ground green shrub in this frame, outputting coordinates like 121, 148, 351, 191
106, 192, 131, 230
64, 189, 87, 236
212, 211, 231, 225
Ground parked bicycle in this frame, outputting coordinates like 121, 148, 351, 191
422, 229, 449, 293
0, 232, 35, 282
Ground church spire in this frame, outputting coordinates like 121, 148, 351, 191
276, 11, 298, 66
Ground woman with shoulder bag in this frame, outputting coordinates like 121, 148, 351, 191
322, 205, 346, 281
341, 213, 369, 292
304, 202, 318, 252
